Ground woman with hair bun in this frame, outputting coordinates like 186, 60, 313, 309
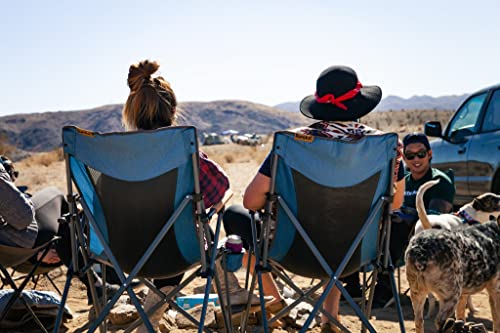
122, 60, 238, 332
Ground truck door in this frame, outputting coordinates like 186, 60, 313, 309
467, 89, 500, 195
440, 92, 488, 198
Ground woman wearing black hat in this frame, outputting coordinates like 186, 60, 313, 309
223, 65, 405, 332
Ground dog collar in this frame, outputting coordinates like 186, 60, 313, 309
456, 210, 480, 225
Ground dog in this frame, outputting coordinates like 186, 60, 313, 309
414, 179, 500, 235
412, 180, 500, 319
406, 210, 500, 333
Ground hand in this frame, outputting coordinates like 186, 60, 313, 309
37, 248, 61, 265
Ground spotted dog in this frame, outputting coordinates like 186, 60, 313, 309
413, 180, 500, 319
406, 214, 500, 333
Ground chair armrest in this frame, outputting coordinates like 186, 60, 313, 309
207, 189, 234, 219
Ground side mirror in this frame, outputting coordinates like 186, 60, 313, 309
449, 128, 471, 144
424, 121, 442, 137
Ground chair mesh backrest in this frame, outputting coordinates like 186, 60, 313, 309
268, 131, 398, 279
62, 126, 201, 278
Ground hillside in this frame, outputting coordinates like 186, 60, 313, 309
0, 101, 309, 153
0, 99, 455, 158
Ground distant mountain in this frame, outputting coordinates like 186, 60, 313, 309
274, 94, 469, 112
0, 100, 309, 153
273, 101, 301, 113
375, 94, 469, 111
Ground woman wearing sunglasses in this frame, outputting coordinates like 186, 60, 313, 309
373, 132, 456, 307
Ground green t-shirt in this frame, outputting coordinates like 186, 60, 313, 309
403, 167, 455, 210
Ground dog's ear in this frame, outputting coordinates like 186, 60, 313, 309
475, 193, 500, 211
472, 193, 500, 211
472, 196, 486, 211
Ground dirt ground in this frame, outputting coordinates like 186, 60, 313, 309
6, 143, 496, 333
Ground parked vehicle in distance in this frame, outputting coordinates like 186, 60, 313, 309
202, 133, 227, 146
424, 83, 500, 206
230, 133, 262, 146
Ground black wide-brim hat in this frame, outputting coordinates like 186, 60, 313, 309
300, 65, 382, 121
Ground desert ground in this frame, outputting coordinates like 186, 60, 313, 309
3, 111, 495, 332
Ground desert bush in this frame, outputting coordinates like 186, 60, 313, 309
0, 133, 15, 156
22, 148, 64, 167
363, 109, 454, 138
204, 142, 271, 168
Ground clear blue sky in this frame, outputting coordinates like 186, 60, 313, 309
1, 0, 499, 116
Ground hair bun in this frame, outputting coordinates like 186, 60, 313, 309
127, 60, 160, 92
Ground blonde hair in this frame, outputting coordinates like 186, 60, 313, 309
122, 60, 177, 130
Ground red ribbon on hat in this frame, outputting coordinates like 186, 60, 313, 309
315, 81, 363, 110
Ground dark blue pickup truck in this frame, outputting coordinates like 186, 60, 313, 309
425, 83, 500, 206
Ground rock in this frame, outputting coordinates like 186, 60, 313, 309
116, 294, 130, 305
296, 301, 314, 314
125, 288, 148, 305
286, 301, 320, 329
158, 318, 175, 333
175, 303, 216, 329
163, 311, 177, 327
108, 304, 140, 325
215, 306, 259, 329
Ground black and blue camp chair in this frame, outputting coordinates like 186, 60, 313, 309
244, 131, 406, 333
0, 186, 70, 332
54, 125, 232, 333
0, 238, 60, 332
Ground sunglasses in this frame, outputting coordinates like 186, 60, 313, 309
405, 150, 428, 160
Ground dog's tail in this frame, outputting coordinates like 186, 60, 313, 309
416, 179, 441, 230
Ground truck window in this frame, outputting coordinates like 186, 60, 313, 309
482, 89, 500, 132
446, 92, 487, 137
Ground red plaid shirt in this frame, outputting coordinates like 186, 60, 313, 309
199, 151, 230, 208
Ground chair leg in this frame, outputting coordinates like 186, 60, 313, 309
361, 267, 379, 333
32, 274, 41, 289
46, 273, 63, 295
397, 265, 401, 295
300, 277, 377, 333
52, 267, 75, 333
388, 267, 406, 333
0, 265, 50, 333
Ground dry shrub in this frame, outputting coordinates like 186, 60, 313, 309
362, 109, 454, 138
0, 133, 15, 156
29, 173, 47, 186
204, 142, 271, 168
248, 144, 270, 164
23, 148, 64, 167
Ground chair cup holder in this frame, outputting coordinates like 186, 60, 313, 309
224, 251, 243, 272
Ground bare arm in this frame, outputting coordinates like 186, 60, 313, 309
243, 173, 271, 211
392, 178, 405, 210
429, 198, 454, 214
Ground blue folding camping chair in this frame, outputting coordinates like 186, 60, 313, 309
244, 131, 406, 333
53, 126, 231, 333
